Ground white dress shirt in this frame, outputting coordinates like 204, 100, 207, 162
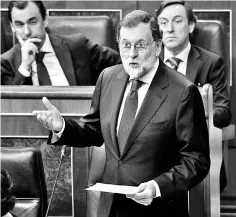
164, 42, 191, 75
55, 59, 161, 198
2, 212, 14, 217
19, 33, 69, 86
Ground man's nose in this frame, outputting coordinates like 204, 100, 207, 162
23, 24, 32, 36
128, 45, 138, 58
166, 21, 174, 32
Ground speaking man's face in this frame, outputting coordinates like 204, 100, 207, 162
119, 23, 160, 79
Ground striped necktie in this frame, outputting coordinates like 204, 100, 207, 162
167, 57, 181, 71
117, 79, 142, 155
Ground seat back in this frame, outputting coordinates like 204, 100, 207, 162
189, 84, 222, 217
86, 145, 106, 217
190, 20, 227, 59
190, 20, 229, 86
0, 147, 48, 217
188, 20, 235, 217
1, 15, 117, 53
47, 16, 117, 50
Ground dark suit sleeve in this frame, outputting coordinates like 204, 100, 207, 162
155, 84, 210, 201
1, 51, 28, 85
50, 70, 105, 147
1, 56, 15, 85
209, 56, 231, 128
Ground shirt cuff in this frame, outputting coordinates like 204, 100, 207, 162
51, 118, 65, 143
55, 118, 65, 138
151, 180, 161, 198
18, 65, 31, 77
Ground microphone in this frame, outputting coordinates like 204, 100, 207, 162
45, 145, 67, 217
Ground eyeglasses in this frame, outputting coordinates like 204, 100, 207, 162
119, 40, 154, 52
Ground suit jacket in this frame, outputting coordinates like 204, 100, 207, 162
53, 60, 210, 217
1, 33, 121, 86
160, 45, 231, 128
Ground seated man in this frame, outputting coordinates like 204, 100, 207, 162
156, 0, 231, 192
1, 0, 121, 86
156, 0, 231, 129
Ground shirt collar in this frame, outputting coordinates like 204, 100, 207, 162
164, 42, 191, 63
39, 33, 54, 53
2, 212, 14, 217
129, 58, 159, 85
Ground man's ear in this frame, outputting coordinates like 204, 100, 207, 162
44, 14, 48, 28
189, 22, 195, 34
156, 40, 162, 56
10, 23, 15, 33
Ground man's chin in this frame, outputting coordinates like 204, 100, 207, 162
164, 41, 179, 49
125, 67, 144, 79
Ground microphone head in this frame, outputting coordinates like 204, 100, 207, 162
61, 145, 67, 157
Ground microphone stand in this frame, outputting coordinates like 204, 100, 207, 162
45, 145, 67, 217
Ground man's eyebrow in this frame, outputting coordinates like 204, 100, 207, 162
172, 15, 183, 19
14, 17, 37, 24
14, 20, 24, 24
28, 17, 37, 22
158, 17, 168, 21
159, 15, 183, 20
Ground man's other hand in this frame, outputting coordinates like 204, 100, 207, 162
32, 97, 63, 132
126, 181, 156, 206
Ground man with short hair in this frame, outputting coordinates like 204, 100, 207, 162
156, 0, 231, 129
156, 0, 231, 192
33, 10, 210, 217
1, 0, 120, 86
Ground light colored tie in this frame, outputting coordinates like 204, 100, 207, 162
167, 57, 181, 71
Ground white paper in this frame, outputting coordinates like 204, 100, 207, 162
85, 183, 138, 194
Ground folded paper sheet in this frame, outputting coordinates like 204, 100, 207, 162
85, 183, 138, 194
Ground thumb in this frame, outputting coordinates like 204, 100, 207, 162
137, 183, 147, 192
42, 97, 55, 111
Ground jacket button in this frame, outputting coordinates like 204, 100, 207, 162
118, 160, 122, 166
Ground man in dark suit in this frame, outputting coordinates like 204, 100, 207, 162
156, 0, 231, 129
156, 0, 231, 192
1, 1, 120, 86
33, 10, 210, 217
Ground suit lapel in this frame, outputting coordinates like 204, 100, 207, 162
49, 34, 76, 85
159, 47, 164, 61
186, 45, 201, 83
121, 60, 169, 157
110, 70, 129, 157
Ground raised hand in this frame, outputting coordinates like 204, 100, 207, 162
32, 97, 63, 132
16, 31, 41, 71
126, 181, 156, 206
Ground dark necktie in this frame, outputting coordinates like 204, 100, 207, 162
167, 57, 181, 71
36, 52, 51, 85
117, 79, 142, 155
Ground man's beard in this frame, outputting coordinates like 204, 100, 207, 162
124, 65, 149, 79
